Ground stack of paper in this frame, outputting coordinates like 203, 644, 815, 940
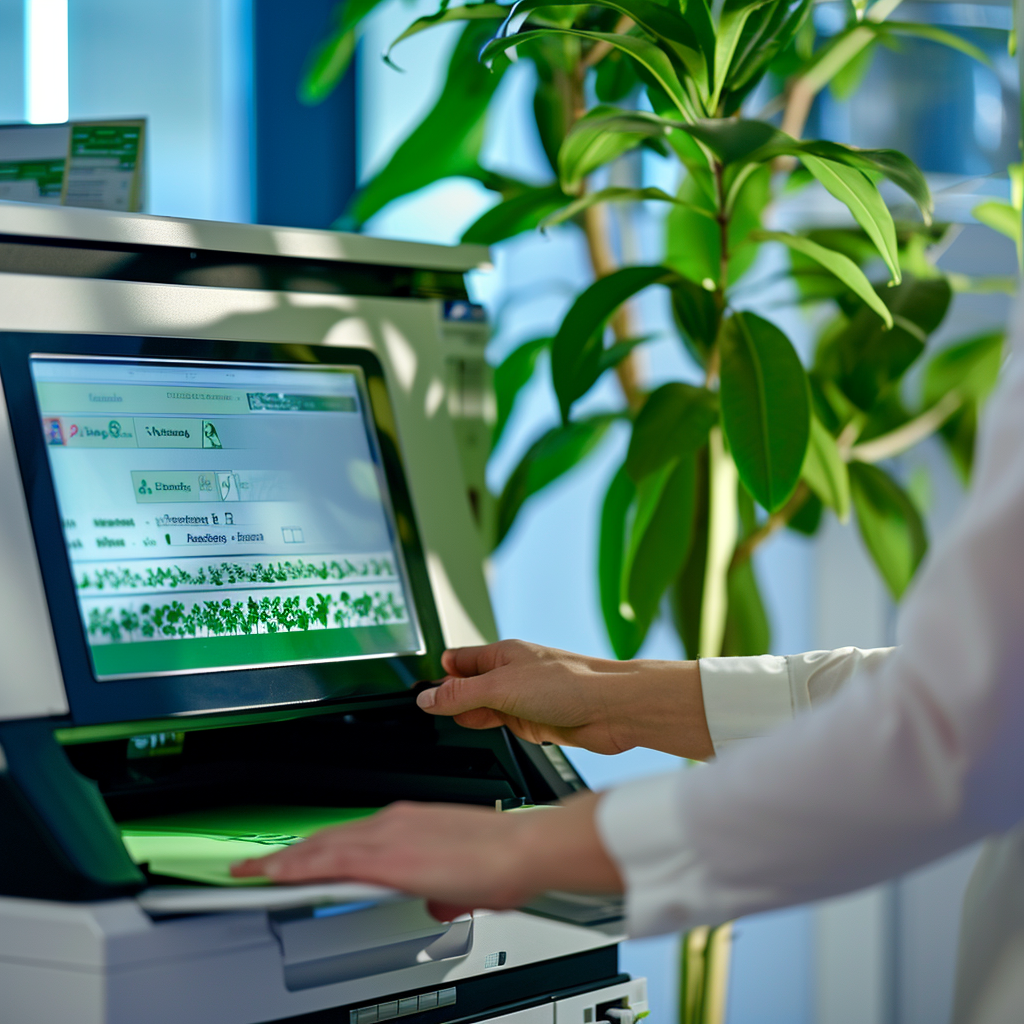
120, 805, 378, 887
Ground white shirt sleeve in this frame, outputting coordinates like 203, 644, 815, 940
597, 318, 1024, 938
700, 647, 897, 752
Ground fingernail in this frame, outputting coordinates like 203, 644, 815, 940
417, 686, 437, 709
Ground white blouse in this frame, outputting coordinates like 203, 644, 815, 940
596, 313, 1024, 1024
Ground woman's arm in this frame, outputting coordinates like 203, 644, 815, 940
598, 328, 1024, 936
416, 640, 716, 760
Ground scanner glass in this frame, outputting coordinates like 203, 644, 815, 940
30, 355, 425, 681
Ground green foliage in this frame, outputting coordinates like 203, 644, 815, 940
801, 415, 850, 521
620, 455, 698, 627
300, 0, 390, 104
492, 336, 550, 448
755, 230, 892, 326
719, 312, 811, 513
599, 466, 648, 659
496, 414, 617, 544
307, 0, 1006, 670
821, 276, 952, 411
626, 383, 718, 480
346, 21, 510, 227
462, 185, 568, 244
551, 265, 675, 421
922, 330, 1005, 481
849, 461, 927, 600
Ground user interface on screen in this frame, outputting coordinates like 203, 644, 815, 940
30, 356, 425, 681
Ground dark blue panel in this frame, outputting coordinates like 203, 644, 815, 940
252, 0, 357, 229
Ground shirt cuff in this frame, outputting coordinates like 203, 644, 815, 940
597, 772, 699, 937
699, 655, 796, 754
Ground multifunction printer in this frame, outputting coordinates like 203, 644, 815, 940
0, 202, 647, 1024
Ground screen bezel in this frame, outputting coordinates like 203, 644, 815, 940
0, 332, 446, 727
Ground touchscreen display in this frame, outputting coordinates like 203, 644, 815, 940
30, 356, 424, 681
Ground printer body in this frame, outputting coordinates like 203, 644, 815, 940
0, 202, 645, 1024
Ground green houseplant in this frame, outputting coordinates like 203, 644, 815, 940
303, 1, 1017, 1019
306, 0, 1013, 663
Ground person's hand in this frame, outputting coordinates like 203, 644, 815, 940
416, 639, 714, 760
230, 791, 622, 920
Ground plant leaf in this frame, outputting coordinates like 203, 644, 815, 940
542, 187, 715, 229
495, 0, 710, 93
626, 382, 718, 480
496, 414, 616, 545
849, 461, 927, 600
620, 456, 698, 627
788, 491, 824, 534
384, 3, 509, 64
712, 1, 772, 107
598, 336, 654, 373
801, 414, 851, 521
346, 21, 509, 227
824, 276, 952, 410
719, 311, 811, 512
973, 200, 1022, 245
462, 185, 568, 244
755, 230, 893, 326
559, 106, 657, 194
551, 265, 675, 422
800, 155, 901, 283
921, 331, 1004, 484
670, 276, 721, 365
665, 163, 769, 287
684, 118, 782, 165
492, 336, 549, 449
829, 38, 877, 100
599, 465, 647, 659
721, 559, 771, 655
922, 330, 1004, 408
482, 29, 696, 120
724, 0, 813, 99
877, 22, 992, 67
300, 0, 388, 104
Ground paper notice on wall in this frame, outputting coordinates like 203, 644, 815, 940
62, 120, 145, 211
0, 118, 146, 212
0, 124, 69, 204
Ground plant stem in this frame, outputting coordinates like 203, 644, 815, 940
699, 427, 738, 657
730, 481, 810, 571
779, 0, 905, 142
848, 391, 962, 463
581, 15, 634, 69
573, 52, 645, 412
713, 161, 729, 298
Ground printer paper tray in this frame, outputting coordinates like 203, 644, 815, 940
137, 882, 401, 916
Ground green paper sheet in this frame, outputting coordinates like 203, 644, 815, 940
120, 805, 378, 887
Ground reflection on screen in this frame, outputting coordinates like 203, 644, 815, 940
31, 356, 424, 680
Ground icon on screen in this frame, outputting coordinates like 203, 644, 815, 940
44, 418, 64, 445
203, 421, 223, 449
217, 472, 240, 501
137, 479, 153, 496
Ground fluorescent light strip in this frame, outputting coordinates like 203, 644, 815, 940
25, 0, 69, 124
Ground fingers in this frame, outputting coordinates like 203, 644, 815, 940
427, 901, 474, 922
440, 644, 505, 678
452, 707, 505, 730
230, 857, 266, 878
417, 672, 504, 718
